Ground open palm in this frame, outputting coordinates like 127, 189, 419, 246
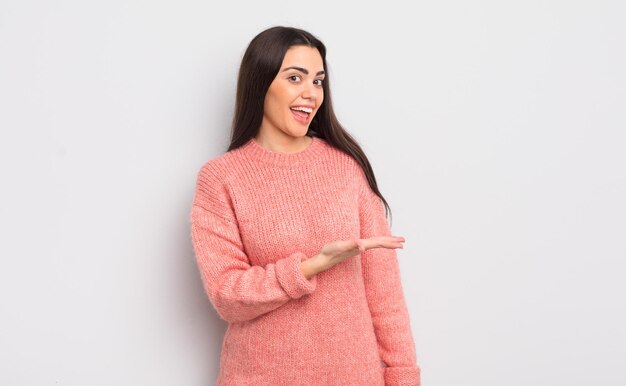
319, 235, 405, 268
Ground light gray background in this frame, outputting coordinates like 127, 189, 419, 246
1, 1, 624, 385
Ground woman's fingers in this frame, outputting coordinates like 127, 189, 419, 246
319, 236, 406, 271
353, 236, 405, 252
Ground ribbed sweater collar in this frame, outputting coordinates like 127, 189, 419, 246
239, 135, 325, 167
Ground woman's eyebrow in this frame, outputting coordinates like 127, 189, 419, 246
281, 66, 325, 76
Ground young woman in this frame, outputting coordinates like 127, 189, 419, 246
189, 26, 421, 385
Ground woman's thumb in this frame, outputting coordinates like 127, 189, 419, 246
354, 239, 366, 253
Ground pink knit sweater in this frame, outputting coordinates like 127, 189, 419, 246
189, 135, 421, 385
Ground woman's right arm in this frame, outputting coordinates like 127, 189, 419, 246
190, 164, 318, 323
300, 254, 326, 279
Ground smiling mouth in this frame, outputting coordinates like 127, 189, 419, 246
290, 108, 310, 124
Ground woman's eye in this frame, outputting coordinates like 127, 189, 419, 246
288, 75, 323, 86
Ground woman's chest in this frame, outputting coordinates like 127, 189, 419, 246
230, 174, 360, 266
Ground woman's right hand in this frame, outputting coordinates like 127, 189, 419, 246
316, 235, 405, 273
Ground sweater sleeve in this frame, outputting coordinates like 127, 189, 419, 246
189, 163, 318, 323
358, 175, 421, 386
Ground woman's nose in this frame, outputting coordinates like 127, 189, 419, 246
301, 83, 321, 101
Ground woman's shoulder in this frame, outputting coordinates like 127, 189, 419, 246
193, 150, 240, 189
316, 137, 361, 167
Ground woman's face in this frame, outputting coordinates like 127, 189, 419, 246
261, 45, 325, 138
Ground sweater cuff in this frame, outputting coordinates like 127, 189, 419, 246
275, 252, 317, 299
384, 366, 421, 386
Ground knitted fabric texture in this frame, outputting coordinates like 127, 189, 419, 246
189, 135, 421, 385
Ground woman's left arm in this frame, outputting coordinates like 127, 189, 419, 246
358, 174, 421, 386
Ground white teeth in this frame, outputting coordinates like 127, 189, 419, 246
290, 106, 313, 114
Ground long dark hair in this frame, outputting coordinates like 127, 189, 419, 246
227, 26, 393, 223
